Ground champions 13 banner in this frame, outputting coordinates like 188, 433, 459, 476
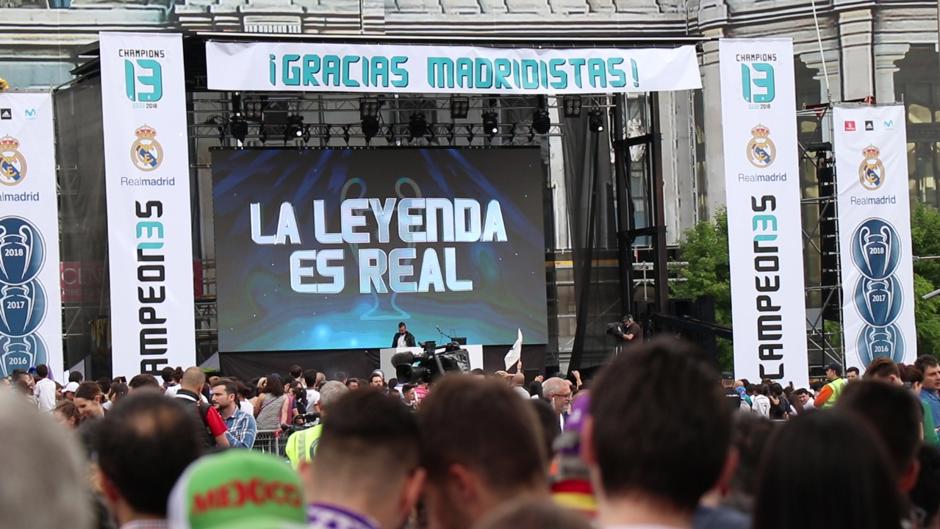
719, 39, 809, 388
833, 105, 917, 368
100, 33, 196, 377
0, 93, 63, 379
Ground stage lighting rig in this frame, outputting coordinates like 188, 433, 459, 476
451, 97, 470, 119
321, 124, 331, 145
409, 111, 428, 141
482, 110, 499, 139
229, 114, 249, 144
360, 98, 382, 141
564, 96, 583, 118
532, 96, 551, 135
258, 122, 268, 144
588, 109, 605, 133
284, 114, 304, 142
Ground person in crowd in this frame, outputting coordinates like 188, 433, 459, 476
419, 376, 548, 529
791, 387, 813, 413
288, 364, 304, 385
814, 363, 847, 408
253, 372, 290, 431
837, 380, 923, 494
531, 398, 561, 463
866, 358, 939, 447
0, 391, 93, 529
33, 363, 57, 412
103, 382, 128, 411
846, 366, 860, 382
74, 381, 106, 420
510, 371, 529, 398
610, 314, 643, 344
10, 369, 37, 405
473, 498, 594, 529
549, 393, 596, 518
910, 445, 940, 529
346, 378, 361, 390
303, 369, 320, 412
289, 381, 307, 423
174, 367, 229, 448
392, 321, 416, 347
542, 377, 573, 430
160, 366, 180, 395
128, 373, 161, 392
285, 380, 349, 468
300, 390, 425, 529
768, 382, 791, 420
168, 450, 306, 529
751, 384, 771, 418
916, 355, 940, 436
584, 339, 732, 529
96, 393, 204, 529
61, 380, 80, 401
54, 400, 83, 429
68, 371, 83, 384
210, 378, 257, 449
752, 410, 904, 529
369, 372, 385, 389
401, 383, 417, 409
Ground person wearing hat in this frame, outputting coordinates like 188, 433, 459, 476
168, 450, 307, 529
814, 364, 847, 408
61, 381, 80, 401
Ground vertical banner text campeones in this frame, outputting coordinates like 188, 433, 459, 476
719, 39, 809, 388
834, 105, 917, 368
0, 93, 63, 380
100, 32, 196, 377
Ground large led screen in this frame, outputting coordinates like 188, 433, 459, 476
213, 148, 548, 351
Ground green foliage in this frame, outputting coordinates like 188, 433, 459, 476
674, 211, 733, 370
911, 203, 940, 358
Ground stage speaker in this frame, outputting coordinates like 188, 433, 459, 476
817, 161, 840, 320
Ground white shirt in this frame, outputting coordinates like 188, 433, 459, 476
752, 394, 771, 417
164, 384, 179, 396
306, 389, 320, 413
239, 399, 254, 415
397, 334, 408, 348
34, 378, 56, 412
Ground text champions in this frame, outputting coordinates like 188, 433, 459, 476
250, 198, 508, 294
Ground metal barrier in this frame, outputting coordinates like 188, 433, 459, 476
253, 430, 287, 456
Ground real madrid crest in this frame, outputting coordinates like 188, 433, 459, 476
858, 145, 886, 191
130, 125, 163, 172
0, 135, 27, 186
746, 124, 776, 169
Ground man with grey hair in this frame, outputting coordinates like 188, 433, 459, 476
0, 390, 93, 529
286, 380, 348, 468
542, 377, 573, 430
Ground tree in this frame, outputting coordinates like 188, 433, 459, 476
674, 211, 733, 370
910, 203, 940, 357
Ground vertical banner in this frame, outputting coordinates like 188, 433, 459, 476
100, 33, 195, 377
719, 39, 809, 388
0, 93, 63, 380
833, 105, 916, 368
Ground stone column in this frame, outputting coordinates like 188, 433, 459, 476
873, 43, 910, 104
700, 35, 726, 219
838, 8, 875, 100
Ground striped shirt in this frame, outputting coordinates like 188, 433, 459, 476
223, 407, 257, 449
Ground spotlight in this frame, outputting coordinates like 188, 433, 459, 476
532, 108, 550, 135
588, 109, 605, 133
258, 122, 267, 144
360, 98, 381, 141
450, 97, 470, 119
409, 112, 428, 141
482, 110, 498, 138
229, 114, 248, 143
385, 124, 396, 145
284, 114, 304, 141
362, 115, 380, 140
563, 96, 583, 118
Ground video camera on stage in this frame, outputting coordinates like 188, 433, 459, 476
391, 340, 470, 384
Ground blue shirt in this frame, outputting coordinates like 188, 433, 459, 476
223, 407, 257, 449
923, 389, 940, 428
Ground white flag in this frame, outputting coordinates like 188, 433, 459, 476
504, 329, 523, 370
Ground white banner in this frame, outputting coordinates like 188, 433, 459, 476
833, 105, 916, 369
719, 39, 808, 388
100, 33, 196, 378
0, 93, 63, 380
206, 41, 701, 95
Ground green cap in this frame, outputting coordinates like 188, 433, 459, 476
168, 450, 307, 529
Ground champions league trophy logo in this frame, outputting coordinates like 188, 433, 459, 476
857, 278, 902, 327
852, 219, 899, 281
858, 145, 886, 191
857, 324, 905, 366
746, 124, 776, 168
130, 125, 163, 171
0, 135, 27, 186
0, 334, 47, 378
0, 217, 44, 286
0, 281, 45, 338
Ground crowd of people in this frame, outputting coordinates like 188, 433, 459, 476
2, 341, 940, 529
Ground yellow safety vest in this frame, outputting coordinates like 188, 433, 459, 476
822, 378, 847, 408
285, 424, 323, 469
